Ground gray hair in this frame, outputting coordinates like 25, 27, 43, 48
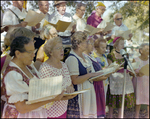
113, 13, 122, 19
4, 27, 35, 46
71, 31, 87, 50
40, 24, 55, 40
44, 37, 62, 58
76, 2, 86, 10
139, 43, 149, 53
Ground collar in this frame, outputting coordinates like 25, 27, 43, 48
70, 49, 86, 62
73, 14, 80, 20
93, 12, 103, 20
114, 22, 124, 27
56, 10, 66, 17
10, 5, 26, 13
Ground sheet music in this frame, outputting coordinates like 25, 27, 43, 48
43, 20, 72, 32
26, 75, 63, 104
84, 25, 101, 36
115, 30, 131, 39
66, 22, 76, 31
102, 22, 115, 33
24, 10, 46, 26
64, 88, 90, 96
89, 62, 124, 81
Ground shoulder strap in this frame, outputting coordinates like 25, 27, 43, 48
8, 8, 21, 23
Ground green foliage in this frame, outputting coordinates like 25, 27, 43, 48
109, 1, 149, 30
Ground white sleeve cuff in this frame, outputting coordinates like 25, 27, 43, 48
8, 93, 28, 103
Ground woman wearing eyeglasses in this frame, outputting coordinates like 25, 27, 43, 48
39, 37, 76, 118
1, 36, 66, 118
65, 31, 103, 118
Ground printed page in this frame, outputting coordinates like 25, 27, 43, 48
24, 10, 46, 26
89, 62, 124, 81
115, 30, 131, 39
89, 67, 115, 81
26, 75, 63, 104
66, 22, 76, 31
102, 22, 115, 33
64, 88, 90, 96
84, 25, 101, 36
43, 20, 57, 28
56, 20, 72, 32
139, 64, 149, 76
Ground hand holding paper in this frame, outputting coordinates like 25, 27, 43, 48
115, 30, 131, 39
101, 22, 115, 33
43, 20, 72, 32
84, 25, 102, 36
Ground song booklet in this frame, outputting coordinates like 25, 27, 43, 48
89, 61, 124, 81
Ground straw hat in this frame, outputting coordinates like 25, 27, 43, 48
53, 1, 67, 6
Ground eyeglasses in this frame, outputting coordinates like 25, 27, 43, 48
24, 49, 37, 55
116, 18, 123, 20
54, 46, 64, 51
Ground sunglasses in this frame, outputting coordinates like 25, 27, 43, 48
116, 18, 123, 20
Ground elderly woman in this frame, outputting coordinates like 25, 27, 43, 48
83, 36, 110, 117
36, 25, 57, 63
132, 43, 149, 118
2, 27, 35, 58
1, 36, 65, 118
1, 27, 36, 72
65, 31, 103, 118
39, 37, 76, 118
106, 37, 135, 118
93, 38, 109, 107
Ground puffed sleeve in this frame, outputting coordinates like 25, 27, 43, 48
4, 71, 29, 103
65, 56, 79, 76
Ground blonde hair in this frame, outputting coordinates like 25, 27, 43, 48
44, 37, 62, 58
40, 24, 55, 40
94, 38, 107, 49
71, 31, 87, 50
113, 37, 124, 49
4, 27, 35, 46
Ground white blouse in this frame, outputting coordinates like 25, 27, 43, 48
73, 14, 86, 32
4, 61, 39, 103
39, 61, 72, 117
65, 49, 95, 76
